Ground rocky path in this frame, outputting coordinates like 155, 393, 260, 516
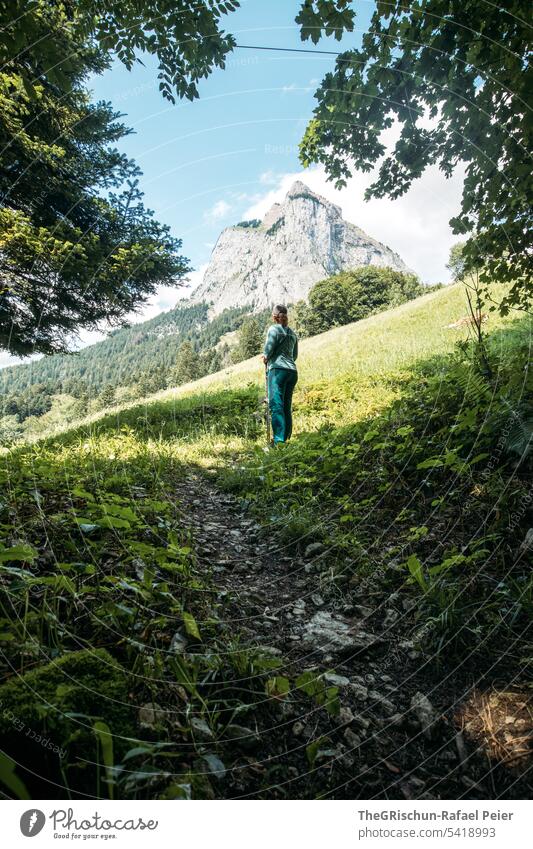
172, 472, 529, 800
175, 472, 385, 669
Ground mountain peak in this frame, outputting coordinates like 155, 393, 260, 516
284, 180, 338, 209
286, 179, 317, 199
191, 182, 410, 315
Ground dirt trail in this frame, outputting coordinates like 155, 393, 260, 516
175, 472, 383, 668
172, 472, 532, 800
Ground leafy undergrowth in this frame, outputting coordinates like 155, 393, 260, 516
0, 286, 531, 799
1, 386, 355, 800
221, 322, 532, 668
0, 388, 281, 799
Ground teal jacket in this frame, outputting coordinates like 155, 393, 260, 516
263, 324, 298, 372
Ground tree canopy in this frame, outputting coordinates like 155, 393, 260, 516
3, 1, 238, 105
0, 1, 192, 356
299, 1, 532, 314
293, 266, 424, 336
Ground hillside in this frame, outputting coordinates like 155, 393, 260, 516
0, 282, 531, 801
0, 301, 249, 398
0, 180, 420, 440
4, 283, 479, 444
0, 268, 430, 444
144, 281, 518, 430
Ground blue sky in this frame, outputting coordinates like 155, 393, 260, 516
88, 0, 375, 289
1, 0, 464, 369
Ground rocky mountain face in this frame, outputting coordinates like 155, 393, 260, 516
189, 181, 410, 315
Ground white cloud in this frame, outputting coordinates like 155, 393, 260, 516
281, 80, 319, 95
127, 265, 208, 322
72, 328, 107, 347
179, 263, 209, 297
0, 351, 41, 371
259, 170, 284, 186
204, 199, 232, 222
126, 286, 182, 324
243, 176, 298, 220
244, 160, 464, 284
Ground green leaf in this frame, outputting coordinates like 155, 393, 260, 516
97, 515, 131, 529
0, 752, 30, 799
102, 504, 138, 522
93, 721, 115, 800
265, 676, 290, 698
469, 452, 490, 465
0, 544, 38, 563
396, 426, 413, 437
405, 554, 427, 592
122, 745, 165, 762
306, 736, 329, 767
428, 554, 466, 578
162, 783, 192, 800
202, 753, 226, 777
324, 686, 340, 716
416, 458, 444, 470
295, 670, 322, 697
182, 611, 201, 640
72, 488, 95, 501
73, 518, 99, 534
169, 656, 197, 697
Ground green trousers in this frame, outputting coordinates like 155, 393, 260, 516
268, 367, 298, 443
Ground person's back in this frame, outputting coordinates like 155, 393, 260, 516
261, 305, 299, 444
264, 322, 298, 372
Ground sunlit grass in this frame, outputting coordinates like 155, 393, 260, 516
9, 281, 517, 455
161, 281, 513, 402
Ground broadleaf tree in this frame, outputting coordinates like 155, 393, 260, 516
293, 266, 424, 336
299, 1, 532, 314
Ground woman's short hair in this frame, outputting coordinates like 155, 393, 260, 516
273, 304, 288, 316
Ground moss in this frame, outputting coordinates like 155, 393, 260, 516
0, 649, 137, 797
0, 648, 131, 734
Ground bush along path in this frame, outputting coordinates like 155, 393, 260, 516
171, 469, 532, 800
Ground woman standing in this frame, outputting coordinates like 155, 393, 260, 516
261, 304, 298, 444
